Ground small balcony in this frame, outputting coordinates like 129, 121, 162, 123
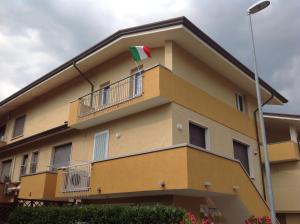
261, 141, 300, 163
18, 171, 57, 200
68, 66, 170, 129
61, 163, 91, 193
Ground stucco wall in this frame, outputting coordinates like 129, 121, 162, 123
171, 103, 263, 193
2, 48, 164, 144
269, 162, 300, 212
2, 104, 172, 182
171, 42, 257, 117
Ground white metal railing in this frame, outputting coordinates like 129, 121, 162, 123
78, 73, 143, 117
62, 163, 91, 193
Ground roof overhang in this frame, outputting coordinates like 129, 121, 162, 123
0, 17, 287, 116
264, 112, 300, 132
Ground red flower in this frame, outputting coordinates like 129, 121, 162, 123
265, 216, 272, 224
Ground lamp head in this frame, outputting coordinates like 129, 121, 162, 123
248, 0, 270, 14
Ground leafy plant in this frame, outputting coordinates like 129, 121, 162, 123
9, 204, 187, 224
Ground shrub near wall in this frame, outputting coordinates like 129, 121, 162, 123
9, 204, 190, 224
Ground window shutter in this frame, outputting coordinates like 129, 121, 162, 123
52, 144, 71, 170
0, 160, 12, 182
94, 132, 109, 161
13, 115, 26, 138
233, 141, 250, 175
189, 123, 206, 149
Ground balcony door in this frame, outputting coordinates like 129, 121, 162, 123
133, 73, 142, 97
93, 131, 109, 161
52, 143, 71, 170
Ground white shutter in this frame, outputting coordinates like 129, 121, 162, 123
93, 131, 109, 161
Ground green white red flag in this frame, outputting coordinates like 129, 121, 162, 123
129, 46, 151, 62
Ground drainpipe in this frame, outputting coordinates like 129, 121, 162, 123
253, 94, 274, 200
72, 62, 94, 106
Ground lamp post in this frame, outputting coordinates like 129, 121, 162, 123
247, 1, 276, 223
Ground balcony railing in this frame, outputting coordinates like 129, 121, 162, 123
62, 163, 91, 193
78, 74, 143, 117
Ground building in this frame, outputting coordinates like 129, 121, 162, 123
0, 17, 287, 223
264, 113, 300, 224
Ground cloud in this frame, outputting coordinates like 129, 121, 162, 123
0, 0, 299, 113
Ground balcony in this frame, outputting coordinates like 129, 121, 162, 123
261, 141, 300, 163
54, 145, 269, 219
61, 163, 91, 193
68, 66, 170, 129
18, 171, 57, 200
69, 65, 256, 140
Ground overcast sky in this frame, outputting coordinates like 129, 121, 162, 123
0, 0, 299, 113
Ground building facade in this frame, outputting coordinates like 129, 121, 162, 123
264, 113, 300, 224
0, 17, 287, 223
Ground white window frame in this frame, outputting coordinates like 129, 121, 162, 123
0, 158, 14, 183
101, 86, 110, 106
235, 93, 246, 112
232, 139, 254, 179
188, 120, 210, 151
19, 154, 29, 179
93, 130, 109, 161
29, 151, 39, 174
132, 73, 143, 97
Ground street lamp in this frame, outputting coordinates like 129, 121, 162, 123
247, 1, 276, 223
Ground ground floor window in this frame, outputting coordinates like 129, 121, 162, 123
52, 143, 72, 170
189, 122, 207, 149
0, 159, 12, 182
276, 213, 286, 224
233, 140, 250, 175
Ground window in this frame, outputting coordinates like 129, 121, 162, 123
30, 152, 39, 174
133, 73, 143, 97
189, 122, 207, 149
52, 144, 71, 170
100, 82, 110, 106
20, 154, 29, 178
0, 160, 12, 183
93, 131, 109, 161
235, 93, 245, 112
233, 140, 250, 175
12, 115, 26, 138
0, 125, 6, 141
276, 214, 286, 224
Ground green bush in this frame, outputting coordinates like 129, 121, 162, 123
9, 204, 189, 224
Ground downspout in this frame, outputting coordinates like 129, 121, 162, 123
72, 62, 94, 106
253, 94, 274, 200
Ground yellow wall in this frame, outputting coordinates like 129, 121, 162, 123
54, 146, 268, 218
171, 103, 263, 193
261, 141, 300, 163
2, 104, 172, 183
269, 161, 300, 212
19, 172, 57, 199
2, 48, 164, 144
171, 42, 257, 117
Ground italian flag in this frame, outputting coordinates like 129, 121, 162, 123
129, 46, 151, 62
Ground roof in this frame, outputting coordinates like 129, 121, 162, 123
0, 16, 288, 107
264, 112, 300, 120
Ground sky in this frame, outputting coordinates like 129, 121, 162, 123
0, 0, 299, 113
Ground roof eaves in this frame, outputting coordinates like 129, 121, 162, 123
0, 16, 287, 107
